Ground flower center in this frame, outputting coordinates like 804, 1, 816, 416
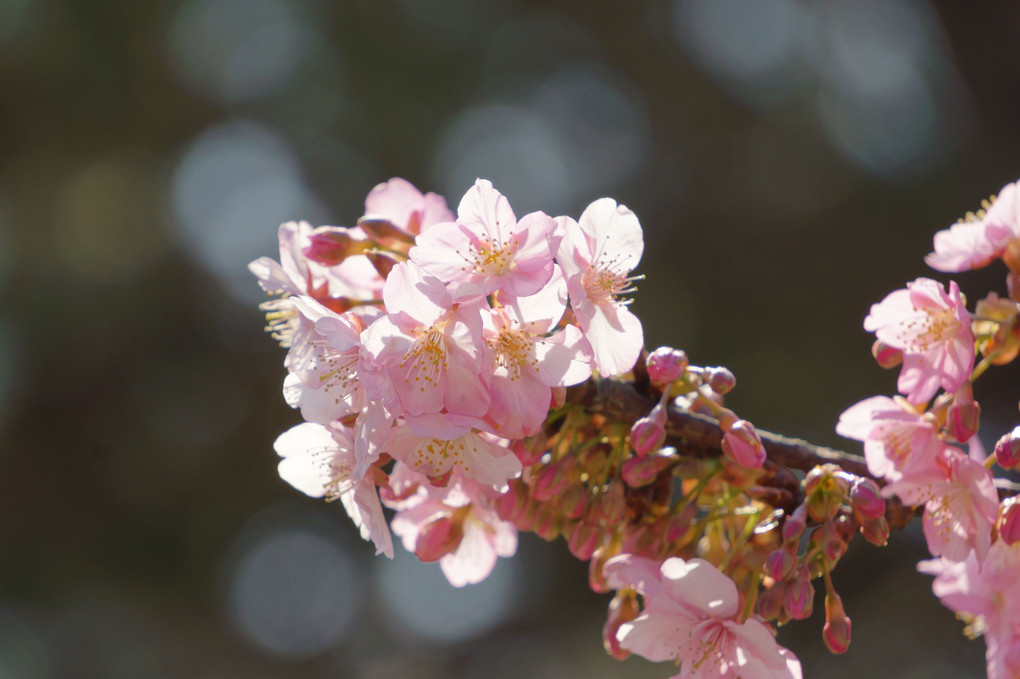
898, 307, 960, 353
472, 238, 516, 276
260, 297, 299, 347
487, 327, 537, 381
400, 325, 449, 391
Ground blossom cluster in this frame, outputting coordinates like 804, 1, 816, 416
250, 178, 816, 678
837, 178, 1020, 679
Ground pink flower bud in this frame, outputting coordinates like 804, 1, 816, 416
823, 592, 852, 654
995, 426, 1020, 470
414, 515, 464, 562
532, 460, 570, 502
947, 385, 980, 443
630, 414, 666, 458
496, 479, 529, 522
782, 504, 808, 543
721, 421, 766, 469
756, 582, 785, 621
568, 521, 600, 560
667, 503, 697, 543
303, 228, 355, 265
849, 478, 885, 520
646, 346, 688, 386
859, 516, 890, 547
599, 480, 627, 523
871, 339, 903, 369
603, 591, 640, 660
622, 452, 671, 487
998, 496, 1020, 545
558, 484, 586, 520
764, 546, 797, 581
785, 566, 814, 620
510, 439, 545, 466
706, 366, 736, 394
534, 505, 561, 541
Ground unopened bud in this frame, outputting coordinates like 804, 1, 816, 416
995, 426, 1020, 470
589, 547, 612, 593
630, 412, 666, 458
782, 504, 808, 543
757, 582, 785, 621
948, 385, 980, 443
533, 505, 561, 541
785, 566, 814, 620
600, 480, 627, 523
849, 478, 885, 520
823, 592, 852, 654
871, 339, 903, 369
859, 516, 890, 547
568, 521, 601, 560
603, 591, 640, 660
706, 366, 737, 395
303, 227, 355, 265
496, 479, 529, 522
998, 496, 1020, 545
414, 515, 464, 562
721, 420, 766, 469
764, 545, 798, 581
667, 503, 697, 543
622, 451, 672, 488
533, 461, 570, 502
646, 346, 688, 386
558, 483, 586, 520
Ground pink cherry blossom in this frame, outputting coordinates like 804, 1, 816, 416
409, 179, 560, 300
926, 180, 1020, 272
274, 421, 393, 557
921, 450, 999, 562
386, 464, 518, 587
359, 261, 490, 419
382, 415, 522, 490
279, 296, 370, 424
835, 395, 943, 481
920, 540, 1020, 679
863, 277, 974, 404
604, 554, 801, 679
363, 177, 455, 235
481, 271, 593, 438
558, 198, 644, 377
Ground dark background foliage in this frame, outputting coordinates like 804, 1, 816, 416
2, 0, 1019, 676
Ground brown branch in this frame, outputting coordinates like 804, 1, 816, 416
564, 378, 931, 530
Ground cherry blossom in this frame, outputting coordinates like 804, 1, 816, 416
558, 198, 645, 376
410, 179, 560, 300
927, 180, 1020, 273
386, 464, 518, 587
481, 271, 593, 438
604, 554, 801, 679
359, 261, 490, 419
274, 421, 393, 557
364, 177, 455, 236
836, 395, 943, 481
864, 277, 974, 404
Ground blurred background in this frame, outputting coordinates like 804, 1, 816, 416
2, 0, 1020, 676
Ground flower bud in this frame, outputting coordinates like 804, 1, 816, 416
757, 582, 785, 621
998, 496, 1020, 545
630, 413, 666, 458
859, 516, 890, 547
995, 426, 1020, 470
622, 452, 671, 488
646, 346, 688, 386
414, 515, 464, 562
849, 478, 885, 520
568, 521, 601, 560
823, 592, 852, 654
589, 546, 612, 593
558, 483, 586, 520
705, 366, 736, 395
496, 479, 529, 522
764, 545, 797, 582
666, 503, 697, 543
947, 385, 980, 443
603, 591, 640, 660
871, 339, 903, 369
782, 504, 808, 543
532, 460, 570, 502
721, 420, 766, 469
599, 479, 627, 523
785, 566, 814, 620
533, 504, 561, 541
303, 228, 355, 265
